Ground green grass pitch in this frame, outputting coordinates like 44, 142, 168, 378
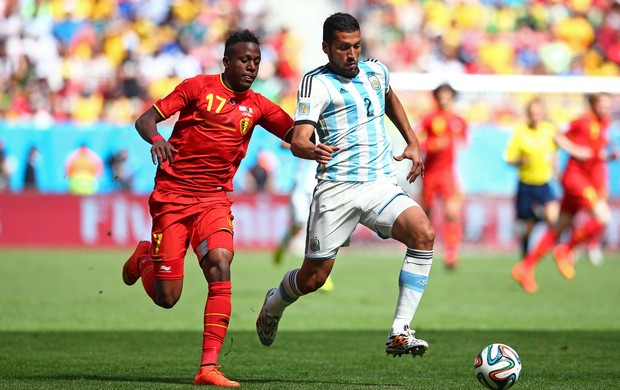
0, 247, 619, 389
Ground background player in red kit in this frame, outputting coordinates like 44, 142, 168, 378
417, 83, 467, 269
121, 30, 293, 386
512, 92, 618, 293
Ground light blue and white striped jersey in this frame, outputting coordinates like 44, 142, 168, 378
294, 59, 396, 182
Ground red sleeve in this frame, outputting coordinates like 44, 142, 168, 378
458, 116, 468, 142
153, 77, 199, 119
416, 115, 431, 151
257, 96, 294, 141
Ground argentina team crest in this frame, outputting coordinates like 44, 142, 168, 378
368, 75, 381, 90
239, 117, 252, 135
309, 236, 320, 252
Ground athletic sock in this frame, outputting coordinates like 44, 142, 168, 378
390, 249, 433, 335
200, 281, 232, 366
520, 235, 529, 259
523, 229, 557, 267
566, 218, 604, 249
265, 269, 303, 316
443, 221, 461, 264
139, 257, 156, 302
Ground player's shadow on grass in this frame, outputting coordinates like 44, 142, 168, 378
1, 330, 619, 388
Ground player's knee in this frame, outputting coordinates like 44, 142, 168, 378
411, 222, 435, 249
155, 294, 180, 309
297, 273, 327, 294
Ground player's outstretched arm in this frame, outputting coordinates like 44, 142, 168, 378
385, 89, 424, 183
554, 133, 592, 161
290, 123, 338, 164
135, 107, 178, 165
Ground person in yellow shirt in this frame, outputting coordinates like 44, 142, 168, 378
65, 144, 103, 195
504, 98, 559, 257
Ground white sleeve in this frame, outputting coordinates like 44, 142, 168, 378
294, 77, 329, 125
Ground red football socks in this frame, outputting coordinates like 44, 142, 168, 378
139, 257, 156, 302
523, 229, 558, 266
200, 281, 232, 366
443, 220, 462, 264
567, 218, 604, 249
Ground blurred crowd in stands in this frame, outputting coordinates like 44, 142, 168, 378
0, 0, 301, 125
351, 0, 620, 76
1, 0, 620, 126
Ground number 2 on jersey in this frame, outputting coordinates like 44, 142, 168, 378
364, 97, 374, 117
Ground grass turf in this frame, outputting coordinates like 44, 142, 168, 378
0, 247, 618, 389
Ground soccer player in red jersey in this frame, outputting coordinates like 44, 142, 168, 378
512, 93, 618, 293
121, 30, 293, 386
417, 83, 467, 269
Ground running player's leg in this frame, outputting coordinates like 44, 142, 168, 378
191, 198, 238, 386
442, 188, 463, 269
378, 193, 434, 357
257, 181, 358, 346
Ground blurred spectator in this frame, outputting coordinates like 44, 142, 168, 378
0, 0, 619, 128
107, 148, 133, 191
65, 144, 103, 195
0, 139, 10, 191
23, 145, 39, 191
246, 150, 276, 192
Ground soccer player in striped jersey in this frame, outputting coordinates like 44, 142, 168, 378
121, 30, 294, 386
256, 12, 435, 358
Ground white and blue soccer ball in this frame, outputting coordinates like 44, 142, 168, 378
473, 343, 522, 389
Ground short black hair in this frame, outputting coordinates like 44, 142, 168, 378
432, 83, 457, 100
587, 92, 610, 108
323, 12, 360, 44
224, 29, 260, 56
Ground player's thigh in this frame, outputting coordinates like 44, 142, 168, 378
290, 187, 312, 227
305, 181, 360, 260
151, 221, 189, 282
444, 190, 463, 220
358, 182, 434, 248
189, 198, 235, 262
391, 204, 434, 250
592, 200, 611, 225
516, 183, 536, 220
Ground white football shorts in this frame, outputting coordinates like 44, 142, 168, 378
304, 179, 420, 260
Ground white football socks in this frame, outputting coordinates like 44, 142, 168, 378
390, 248, 433, 335
266, 268, 302, 316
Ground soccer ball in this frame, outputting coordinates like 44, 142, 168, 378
473, 343, 522, 389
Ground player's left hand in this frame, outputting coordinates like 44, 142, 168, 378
394, 145, 425, 183
151, 140, 178, 166
315, 143, 340, 165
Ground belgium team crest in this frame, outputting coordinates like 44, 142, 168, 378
240, 117, 252, 135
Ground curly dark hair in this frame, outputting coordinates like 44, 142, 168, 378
224, 29, 260, 56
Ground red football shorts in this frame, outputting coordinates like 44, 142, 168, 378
148, 189, 235, 280
560, 174, 603, 215
421, 174, 460, 209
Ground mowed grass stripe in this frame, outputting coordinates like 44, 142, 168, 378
1, 330, 619, 389
0, 248, 618, 389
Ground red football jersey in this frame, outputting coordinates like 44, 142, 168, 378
418, 110, 467, 177
561, 113, 610, 189
153, 74, 293, 195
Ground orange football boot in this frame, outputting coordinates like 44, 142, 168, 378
122, 241, 151, 286
511, 261, 538, 293
553, 244, 575, 280
194, 365, 240, 387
